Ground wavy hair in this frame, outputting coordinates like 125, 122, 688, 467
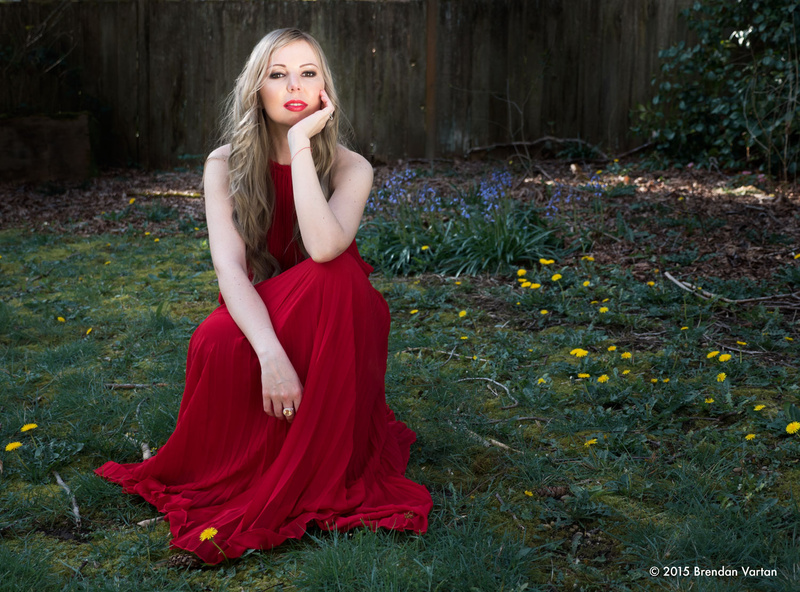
220, 28, 341, 283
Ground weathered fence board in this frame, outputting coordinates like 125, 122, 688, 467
0, 0, 693, 169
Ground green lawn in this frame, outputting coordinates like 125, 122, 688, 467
1, 162, 799, 591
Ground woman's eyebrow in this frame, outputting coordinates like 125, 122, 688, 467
268, 63, 319, 69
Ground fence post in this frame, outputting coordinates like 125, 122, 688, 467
425, 0, 438, 159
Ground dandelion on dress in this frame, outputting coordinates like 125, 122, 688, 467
199, 527, 218, 541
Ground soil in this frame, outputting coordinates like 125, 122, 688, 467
1, 159, 798, 283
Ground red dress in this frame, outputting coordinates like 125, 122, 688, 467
96, 161, 432, 564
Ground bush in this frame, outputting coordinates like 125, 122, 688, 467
633, 0, 800, 180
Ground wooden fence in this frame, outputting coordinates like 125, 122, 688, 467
1, 0, 693, 168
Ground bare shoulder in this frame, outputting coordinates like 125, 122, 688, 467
208, 144, 232, 162
203, 145, 231, 191
332, 145, 373, 184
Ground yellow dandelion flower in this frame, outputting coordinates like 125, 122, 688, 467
607, 345, 617, 351
662, 378, 670, 383
717, 372, 727, 382
650, 378, 658, 384
597, 375, 609, 383
20, 424, 37, 432
718, 354, 732, 362
539, 258, 554, 265
517, 269, 527, 277
648, 281, 656, 287
154, 238, 160, 242
786, 336, 794, 341
540, 309, 549, 315
590, 300, 599, 304
530, 283, 541, 289
745, 434, 756, 441
577, 373, 590, 378
458, 310, 467, 318
145, 231, 151, 236
754, 404, 765, 411
705, 397, 714, 404
521, 281, 532, 288
795, 253, 800, 259
199, 527, 218, 541
517, 278, 526, 283
194, 227, 199, 231
104, 261, 110, 265
581, 256, 595, 261
516, 302, 521, 306
460, 336, 468, 340
681, 327, 689, 331
620, 352, 632, 359
551, 273, 562, 281
472, 355, 477, 360
601, 298, 610, 303
537, 377, 546, 384
86, 328, 93, 335
5, 442, 22, 452
455, 281, 461, 285
622, 369, 631, 375
524, 490, 534, 497
707, 351, 719, 359
57, 316, 65, 322
129, 197, 135, 205
786, 422, 800, 435
410, 309, 418, 314
583, 280, 591, 287
570, 348, 588, 358
737, 341, 747, 346
599, 307, 609, 313
584, 438, 598, 447
421, 245, 429, 251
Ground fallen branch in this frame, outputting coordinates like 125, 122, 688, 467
123, 434, 153, 460
664, 271, 800, 307
486, 415, 550, 425
402, 347, 492, 363
456, 377, 519, 409
137, 516, 165, 528
448, 421, 521, 453
105, 383, 168, 390
53, 471, 81, 529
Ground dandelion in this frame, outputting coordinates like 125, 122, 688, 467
104, 261, 110, 265
584, 438, 598, 447
601, 298, 609, 303
517, 269, 527, 277
620, 352, 632, 360
786, 337, 794, 341
597, 375, 609, 383
421, 245, 429, 251
154, 238, 160, 243
410, 310, 418, 315
524, 490, 534, 497
570, 348, 589, 358
521, 281, 532, 288
20, 424, 37, 433
5, 442, 22, 452
199, 527, 218, 541
754, 405, 765, 411
647, 281, 655, 287
583, 280, 591, 287
577, 373, 590, 378
530, 283, 541, 289
718, 354, 732, 362
539, 258, 554, 265
705, 397, 714, 404
650, 378, 658, 384
717, 373, 727, 382
662, 378, 670, 383
460, 336, 468, 340
194, 227, 199, 231
581, 256, 595, 261
599, 307, 609, 313
537, 378, 546, 385
737, 341, 747, 346
622, 369, 630, 375
518, 278, 526, 283
551, 273, 562, 281
786, 422, 800, 435
458, 310, 467, 318
681, 327, 688, 331
145, 231, 151, 236
745, 434, 756, 441
607, 346, 617, 351
795, 253, 800, 259
707, 351, 719, 359
540, 309, 549, 315
57, 317, 65, 322
455, 281, 461, 285
86, 328, 93, 335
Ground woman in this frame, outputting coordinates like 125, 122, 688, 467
96, 28, 432, 565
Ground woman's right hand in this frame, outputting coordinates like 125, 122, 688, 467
260, 348, 303, 423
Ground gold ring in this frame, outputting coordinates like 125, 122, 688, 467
282, 407, 295, 418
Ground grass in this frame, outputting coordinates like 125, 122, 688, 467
1, 162, 799, 590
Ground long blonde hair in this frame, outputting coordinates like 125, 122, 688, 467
221, 28, 341, 283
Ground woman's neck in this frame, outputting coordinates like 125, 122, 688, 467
268, 121, 292, 165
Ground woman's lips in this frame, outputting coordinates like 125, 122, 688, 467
284, 101, 307, 112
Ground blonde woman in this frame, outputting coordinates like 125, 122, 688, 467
97, 28, 432, 564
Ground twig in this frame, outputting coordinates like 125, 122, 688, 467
448, 421, 521, 453
105, 383, 168, 390
456, 377, 518, 409
495, 493, 525, 531
486, 415, 550, 424
402, 347, 492, 362
665, 271, 800, 307
137, 516, 164, 527
123, 434, 153, 460
53, 471, 81, 529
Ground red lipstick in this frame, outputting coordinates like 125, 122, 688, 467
284, 100, 307, 112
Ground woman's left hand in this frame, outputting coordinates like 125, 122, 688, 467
288, 89, 335, 144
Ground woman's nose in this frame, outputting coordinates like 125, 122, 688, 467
287, 73, 301, 91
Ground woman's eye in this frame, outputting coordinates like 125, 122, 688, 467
269, 72, 284, 79
302, 71, 316, 77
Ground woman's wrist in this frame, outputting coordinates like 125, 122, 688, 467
287, 132, 311, 156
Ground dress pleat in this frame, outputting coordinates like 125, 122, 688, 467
96, 161, 432, 564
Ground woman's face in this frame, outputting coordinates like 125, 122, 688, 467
259, 40, 325, 130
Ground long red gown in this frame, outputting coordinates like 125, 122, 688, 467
96, 161, 432, 564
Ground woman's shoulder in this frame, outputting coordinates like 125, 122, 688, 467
206, 144, 232, 165
332, 144, 373, 179
203, 145, 232, 194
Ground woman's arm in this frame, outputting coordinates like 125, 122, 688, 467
287, 92, 374, 262
203, 147, 303, 422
